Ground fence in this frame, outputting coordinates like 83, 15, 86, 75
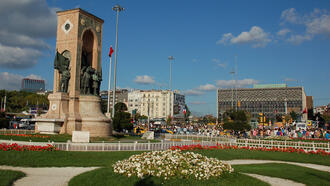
1, 134, 329, 152
236, 138, 330, 152
0, 129, 34, 135
0, 139, 220, 151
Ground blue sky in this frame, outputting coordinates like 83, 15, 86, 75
0, 0, 329, 116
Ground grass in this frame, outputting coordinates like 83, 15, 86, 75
0, 149, 329, 167
0, 170, 25, 186
233, 163, 330, 186
197, 149, 330, 166
1, 149, 329, 185
69, 168, 268, 186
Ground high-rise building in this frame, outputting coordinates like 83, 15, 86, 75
21, 78, 45, 92
217, 85, 308, 121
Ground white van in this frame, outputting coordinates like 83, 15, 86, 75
295, 122, 307, 131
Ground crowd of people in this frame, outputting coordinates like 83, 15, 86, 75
135, 122, 330, 140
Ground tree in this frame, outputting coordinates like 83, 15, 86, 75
114, 102, 127, 113
113, 112, 132, 131
112, 102, 132, 132
223, 110, 251, 131
166, 115, 172, 125
290, 111, 298, 121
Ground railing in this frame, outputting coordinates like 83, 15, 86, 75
0, 129, 34, 135
0, 139, 221, 151
1, 135, 329, 152
236, 138, 330, 152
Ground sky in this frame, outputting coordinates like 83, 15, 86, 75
0, 0, 329, 116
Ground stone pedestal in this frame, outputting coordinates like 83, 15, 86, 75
35, 92, 69, 134
35, 119, 64, 134
79, 95, 111, 137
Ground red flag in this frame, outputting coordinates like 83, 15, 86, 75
109, 46, 114, 57
303, 107, 307, 114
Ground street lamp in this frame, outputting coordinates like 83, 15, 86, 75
168, 56, 174, 91
111, 4, 124, 118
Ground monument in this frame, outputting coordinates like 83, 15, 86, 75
35, 8, 111, 137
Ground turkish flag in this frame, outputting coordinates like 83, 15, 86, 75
303, 107, 307, 113
109, 46, 114, 57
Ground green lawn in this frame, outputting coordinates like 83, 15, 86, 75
1, 149, 329, 186
233, 163, 330, 186
0, 170, 25, 186
197, 149, 330, 166
69, 168, 268, 186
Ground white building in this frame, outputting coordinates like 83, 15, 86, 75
127, 90, 185, 120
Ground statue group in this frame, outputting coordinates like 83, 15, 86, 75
54, 51, 102, 95
80, 66, 102, 95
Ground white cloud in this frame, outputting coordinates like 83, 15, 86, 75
0, 44, 42, 68
216, 33, 233, 45
212, 58, 227, 68
306, 13, 330, 36
189, 101, 206, 105
277, 28, 291, 37
0, 72, 45, 90
197, 84, 217, 91
192, 58, 199, 63
287, 34, 312, 45
183, 89, 205, 96
218, 26, 271, 48
280, 8, 330, 44
216, 79, 259, 88
0, 0, 58, 68
134, 75, 156, 85
26, 74, 43, 80
281, 8, 300, 24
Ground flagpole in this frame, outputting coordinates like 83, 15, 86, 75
107, 54, 112, 115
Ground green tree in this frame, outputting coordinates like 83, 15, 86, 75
112, 102, 131, 131
166, 115, 172, 125
114, 102, 127, 113
290, 111, 298, 121
223, 110, 251, 131
113, 112, 132, 131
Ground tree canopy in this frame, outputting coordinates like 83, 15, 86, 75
223, 110, 251, 131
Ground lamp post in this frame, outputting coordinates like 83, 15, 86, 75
111, 4, 124, 118
230, 70, 235, 110
168, 56, 174, 91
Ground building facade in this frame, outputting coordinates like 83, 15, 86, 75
100, 89, 128, 111
127, 90, 185, 120
217, 86, 307, 121
21, 78, 45, 92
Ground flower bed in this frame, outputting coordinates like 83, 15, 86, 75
1, 134, 50, 138
113, 149, 233, 180
0, 143, 58, 151
170, 144, 330, 156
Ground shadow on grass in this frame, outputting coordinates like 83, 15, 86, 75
134, 176, 158, 186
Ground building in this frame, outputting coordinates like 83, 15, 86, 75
217, 85, 308, 122
100, 89, 128, 111
21, 78, 45, 92
128, 90, 185, 120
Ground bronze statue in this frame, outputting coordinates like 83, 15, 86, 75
54, 51, 71, 93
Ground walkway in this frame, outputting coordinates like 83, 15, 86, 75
0, 166, 99, 186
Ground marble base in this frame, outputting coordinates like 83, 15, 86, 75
35, 118, 64, 134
